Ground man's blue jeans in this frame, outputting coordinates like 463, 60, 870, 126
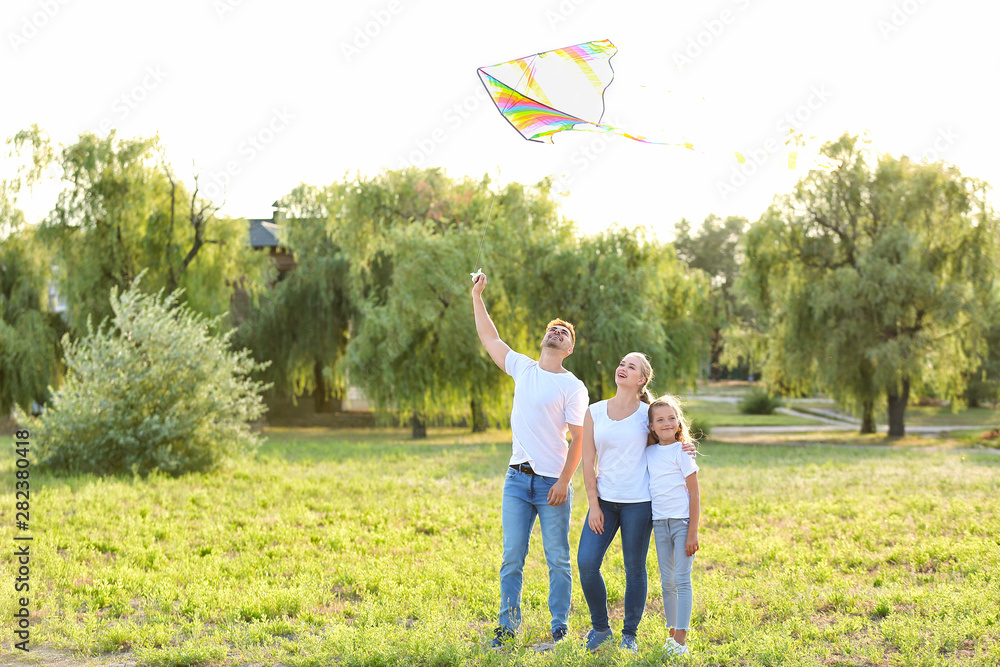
499, 467, 573, 635
577, 499, 653, 637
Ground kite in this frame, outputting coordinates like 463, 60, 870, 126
476, 39, 682, 146
477, 39, 840, 170
471, 39, 840, 278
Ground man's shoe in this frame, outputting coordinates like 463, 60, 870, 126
663, 637, 691, 656
584, 628, 614, 652
620, 633, 639, 652
489, 627, 515, 650
531, 627, 567, 654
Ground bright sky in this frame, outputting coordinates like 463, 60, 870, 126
4, 0, 998, 240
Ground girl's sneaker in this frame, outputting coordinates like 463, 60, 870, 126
663, 637, 691, 656
620, 634, 639, 652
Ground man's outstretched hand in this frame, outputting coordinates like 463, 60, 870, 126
471, 271, 487, 296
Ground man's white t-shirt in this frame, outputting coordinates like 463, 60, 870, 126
589, 400, 651, 503
505, 350, 589, 478
646, 441, 699, 519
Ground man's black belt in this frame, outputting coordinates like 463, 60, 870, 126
510, 463, 537, 475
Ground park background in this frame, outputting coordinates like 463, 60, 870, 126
2, 0, 1000, 665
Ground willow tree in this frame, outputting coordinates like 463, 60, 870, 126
13, 128, 269, 333
965, 291, 1000, 407
511, 225, 709, 401
0, 183, 62, 415
673, 214, 749, 380
336, 170, 546, 436
347, 222, 525, 437
236, 184, 355, 412
329, 168, 487, 291
742, 134, 999, 436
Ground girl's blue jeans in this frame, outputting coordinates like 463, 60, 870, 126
576, 499, 653, 636
653, 518, 695, 631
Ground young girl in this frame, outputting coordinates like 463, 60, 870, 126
645, 395, 700, 656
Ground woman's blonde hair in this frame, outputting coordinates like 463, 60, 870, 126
624, 352, 655, 404
647, 394, 696, 445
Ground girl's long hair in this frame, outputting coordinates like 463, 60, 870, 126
647, 394, 697, 446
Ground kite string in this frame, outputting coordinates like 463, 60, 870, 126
470, 56, 535, 276
472, 184, 498, 273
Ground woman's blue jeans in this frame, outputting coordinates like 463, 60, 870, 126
577, 499, 652, 636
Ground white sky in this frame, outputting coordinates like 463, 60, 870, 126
3, 0, 999, 240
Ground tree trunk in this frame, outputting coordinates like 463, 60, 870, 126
313, 361, 331, 413
886, 379, 910, 438
860, 399, 876, 434
964, 372, 980, 408
709, 327, 723, 381
166, 176, 178, 293
411, 411, 427, 439
470, 397, 487, 433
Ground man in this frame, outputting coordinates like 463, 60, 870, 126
471, 271, 589, 648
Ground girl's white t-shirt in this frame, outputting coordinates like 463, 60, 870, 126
646, 441, 699, 519
590, 400, 651, 503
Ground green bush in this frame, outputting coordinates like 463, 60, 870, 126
738, 387, 783, 415
34, 278, 270, 476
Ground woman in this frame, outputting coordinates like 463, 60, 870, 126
577, 352, 656, 653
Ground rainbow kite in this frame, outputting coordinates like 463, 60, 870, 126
477, 39, 840, 170
476, 39, 682, 146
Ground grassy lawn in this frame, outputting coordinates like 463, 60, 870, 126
709, 429, 1000, 450
693, 380, 757, 397
783, 405, 1000, 431
694, 381, 1000, 429
900, 405, 1000, 427
2, 427, 999, 666
685, 400, 824, 427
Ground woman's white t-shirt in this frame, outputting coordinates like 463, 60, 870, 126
590, 400, 651, 503
646, 441, 699, 519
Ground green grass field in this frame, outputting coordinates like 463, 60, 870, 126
783, 405, 1000, 430
694, 382, 1000, 430
2, 427, 999, 666
693, 381, 758, 397
685, 400, 823, 427
899, 406, 1000, 428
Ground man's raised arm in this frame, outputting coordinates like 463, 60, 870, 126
471, 272, 511, 371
